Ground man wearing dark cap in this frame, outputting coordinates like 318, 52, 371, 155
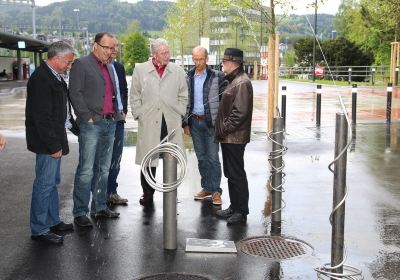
215, 48, 253, 225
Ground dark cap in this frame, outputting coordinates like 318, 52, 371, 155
223, 48, 243, 63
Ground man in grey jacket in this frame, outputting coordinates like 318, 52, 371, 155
183, 46, 224, 206
69, 32, 122, 227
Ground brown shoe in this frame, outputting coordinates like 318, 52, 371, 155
212, 192, 222, 205
194, 189, 212, 200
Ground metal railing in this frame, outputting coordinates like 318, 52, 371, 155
279, 65, 392, 84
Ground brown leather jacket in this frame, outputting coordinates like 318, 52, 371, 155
215, 67, 253, 144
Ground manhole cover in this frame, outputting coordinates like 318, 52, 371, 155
135, 272, 211, 280
239, 236, 312, 259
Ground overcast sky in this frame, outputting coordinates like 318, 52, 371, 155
35, 0, 342, 15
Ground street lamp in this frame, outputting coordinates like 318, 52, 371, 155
119, 42, 124, 63
73, 8, 80, 30
312, 0, 317, 83
31, 0, 36, 39
82, 27, 89, 55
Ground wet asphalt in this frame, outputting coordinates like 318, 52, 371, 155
0, 80, 399, 279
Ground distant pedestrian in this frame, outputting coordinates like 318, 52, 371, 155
106, 36, 129, 205
130, 38, 188, 206
25, 41, 75, 244
183, 46, 224, 206
0, 133, 6, 151
69, 32, 123, 227
215, 48, 253, 225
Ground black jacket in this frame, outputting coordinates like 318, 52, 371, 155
25, 61, 69, 155
183, 66, 224, 128
113, 61, 128, 114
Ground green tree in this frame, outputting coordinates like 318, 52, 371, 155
294, 37, 316, 66
321, 37, 373, 68
123, 32, 150, 75
163, 0, 194, 67
283, 49, 296, 67
334, 0, 400, 65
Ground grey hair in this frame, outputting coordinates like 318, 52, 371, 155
150, 38, 169, 55
48, 41, 75, 59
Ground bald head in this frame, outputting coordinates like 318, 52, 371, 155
192, 46, 208, 73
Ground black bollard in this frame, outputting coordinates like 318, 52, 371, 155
331, 113, 348, 275
351, 84, 357, 125
281, 86, 287, 128
395, 67, 399, 86
386, 83, 393, 124
316, 84, 322, 127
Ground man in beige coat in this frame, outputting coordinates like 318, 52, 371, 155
130, 38, 188, 206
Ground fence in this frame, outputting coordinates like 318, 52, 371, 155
279, 65, 393, 84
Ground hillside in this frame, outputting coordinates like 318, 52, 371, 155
0, 0, 335, 38
0, 0, 172, 34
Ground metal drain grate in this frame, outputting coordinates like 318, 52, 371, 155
135, 272, 211, 280
239, 236, 310, 259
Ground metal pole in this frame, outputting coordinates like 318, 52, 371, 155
271, 117, 284, 236
348, 68, 352, 85
31, 1, 36, 39
386, 83, 393, 124
312, 0, 317, 83
395, 67, 399, 86
281, 86, 287, 128
163, 153, 177, 250
316, 84, 322, 127
371, 68, 375, 86
351, 84, 357, 126
86, 29, 89, 55
331, 113, 348, 275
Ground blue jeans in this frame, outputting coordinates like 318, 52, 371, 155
190, 118, 222, 193
30, 154, 61, 236
73, 119, 116, 217
108, 120, 124, 195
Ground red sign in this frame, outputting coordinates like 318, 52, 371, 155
315, 66, 324, 77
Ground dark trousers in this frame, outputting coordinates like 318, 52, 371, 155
140, 115, 168, 195
221, 143, 249, 215
108, 120, 124, 195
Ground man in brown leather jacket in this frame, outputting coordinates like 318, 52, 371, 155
215, 48, 253, 225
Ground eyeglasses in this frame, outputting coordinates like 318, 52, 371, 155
58, 56, 74, 66
97, 42, 116, 52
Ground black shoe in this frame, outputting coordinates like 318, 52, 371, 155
50, 221, 74, 232
93, 208, 120, 219
31, 232, 63, 244
216, 207, 234, 219
139, 193, 154, 206
74, 215, 93, 227
227, 212, 247, 225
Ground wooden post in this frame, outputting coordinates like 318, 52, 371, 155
267, 33, 280, 131
254, 60, 258, 80
390, 42, 400, 83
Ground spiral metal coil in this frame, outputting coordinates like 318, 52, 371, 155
141, 129, 187, 193
314, 97, 363, 279
267, 120, 288, 214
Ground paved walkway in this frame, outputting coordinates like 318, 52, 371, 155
0, 80, 399, 279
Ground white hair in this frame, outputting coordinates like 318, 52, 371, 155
150, 38, 169, 55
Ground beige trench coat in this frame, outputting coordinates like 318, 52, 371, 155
130, 60, 188, 166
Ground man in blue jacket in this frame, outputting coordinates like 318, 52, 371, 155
183, 46, 224, 206
25, 41, 75, 244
